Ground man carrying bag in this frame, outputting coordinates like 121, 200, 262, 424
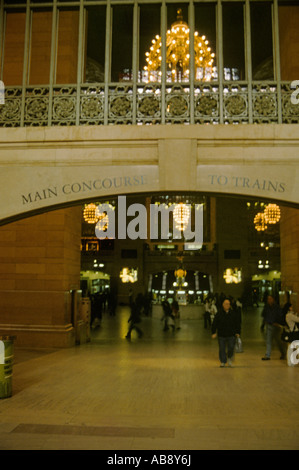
211, 298, 241, 367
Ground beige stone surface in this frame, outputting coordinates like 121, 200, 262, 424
0, 207, 82, 347
0, 307, 298, 451
0, 124, 298, 223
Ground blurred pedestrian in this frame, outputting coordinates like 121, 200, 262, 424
172, 299, 181, 330
126, 301, 143, 340
261, 295, 285, 360
161, 299, 175, 332
211, 298, 241, 367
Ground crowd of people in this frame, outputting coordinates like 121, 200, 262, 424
89, 290, 117, 329
125, 291, 244, 349
125, 294, 180, 340
260, 295, 299, 365
88, 288, 299, 367
207, 293, 299, 367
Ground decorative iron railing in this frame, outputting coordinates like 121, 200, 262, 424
0, 81, 298, 127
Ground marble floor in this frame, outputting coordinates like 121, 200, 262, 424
0, 306, 298, 451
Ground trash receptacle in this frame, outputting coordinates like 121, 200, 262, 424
0, 336, 16, 399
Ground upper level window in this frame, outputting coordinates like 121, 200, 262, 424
139, 3, 161, 83
251, 2, 274, 80
142, 5, 216, 83
278, 0, 299, 81
56, 8, 79, 84
1, 1, 299, 87
2, 11, 26, 86
223, 2, 245, 81
111, 5, 133, 82
85, 6, 106, 83
29, 10, 53, 85
194, 2, 217, 81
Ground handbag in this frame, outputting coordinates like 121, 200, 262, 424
235, 336, 243, 353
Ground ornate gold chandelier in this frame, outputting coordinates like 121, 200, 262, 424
144, 8, 215, 82
174, 266, 187, 288
254, 212, 268, 232
173, 202, 190, 232
83, 203, 98, 224
175, 268, 187, 279
264, 204, 281, 224
253, 203, 280, 231
83, 202, 113, 229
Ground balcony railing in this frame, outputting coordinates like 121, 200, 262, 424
0, 81, 298, 127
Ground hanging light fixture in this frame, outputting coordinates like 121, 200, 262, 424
254, 212, 268, 232
83, 203, 98, 224
83, 202, 114, 226
264, 204, 281, 224
144, 8, 215, 82
95, 204, 113, 232
175, 268, 187, 279
173, 202, 190, 232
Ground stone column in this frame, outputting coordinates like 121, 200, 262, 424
0, 207, 82, 347
278, 4, 299, 310
280, 207, 299, 311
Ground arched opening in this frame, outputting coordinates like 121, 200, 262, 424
77, 191, 295, 342
0, 188, 298, 347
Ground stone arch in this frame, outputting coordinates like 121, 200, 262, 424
0, 124, 298, 346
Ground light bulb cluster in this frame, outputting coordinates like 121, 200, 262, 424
254, 204, 280, 231
254, 212, 268, 232
83, 203, 98, 224
175, 268, 187, 279
173, 202, 191, 232
264, 204, 281, 224
83, 202, 113, 231
144, 9, 215, 83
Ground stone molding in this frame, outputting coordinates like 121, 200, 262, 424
0, 123, 298, 225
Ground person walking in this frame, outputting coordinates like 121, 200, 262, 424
161, 299, 175, 332
261, 295, 285, 360
211, 298, 241, 367
172, 299, 181, 330
125, 301, 143, 340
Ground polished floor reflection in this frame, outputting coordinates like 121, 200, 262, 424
0, 306, 299, 450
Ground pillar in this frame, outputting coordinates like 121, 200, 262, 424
278, 4, 299, 310
280, 207, 299, 311
0, 9, 82, 347
0, 208, 82, 347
